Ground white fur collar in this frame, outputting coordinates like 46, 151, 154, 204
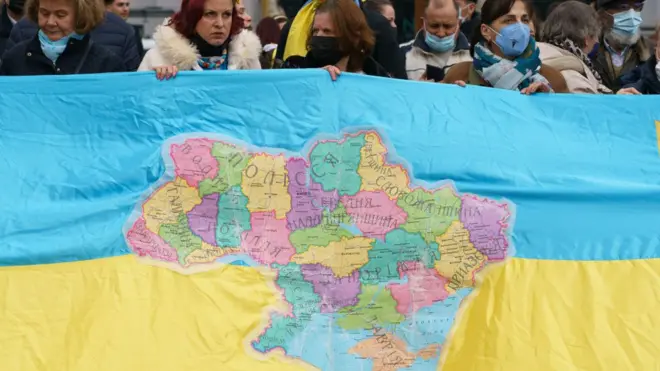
152, 23, 262, 70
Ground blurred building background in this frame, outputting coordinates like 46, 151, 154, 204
130, 0, 659, 45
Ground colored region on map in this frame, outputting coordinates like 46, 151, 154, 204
124, 130, 515, 371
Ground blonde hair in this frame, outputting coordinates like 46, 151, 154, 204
26, 0, 105, 34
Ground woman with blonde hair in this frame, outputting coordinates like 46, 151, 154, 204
0, 0, 125, 75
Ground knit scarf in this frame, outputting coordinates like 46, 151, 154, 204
189, 34, 229, 70
546, 37, 603, 84
473, 38, 550, 91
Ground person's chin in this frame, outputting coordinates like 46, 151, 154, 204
44, 32, 64, 41
607, 29, 641, 47
208, 36, 227, 46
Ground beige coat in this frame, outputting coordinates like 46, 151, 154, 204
538, 42, 611, 94
138, 22, 261, 71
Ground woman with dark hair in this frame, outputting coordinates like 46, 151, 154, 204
443, 0, 568, 93
283, 0, 378, 80
256, 16, 281, 68
138, 0, 261, 79
363, 0, 396, 29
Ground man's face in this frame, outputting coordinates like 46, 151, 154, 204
235, 1, 252, 30
107, 0, 130, 20
423, 3, 459, 38
454, 0, 476, 21
602, 0, 644, 16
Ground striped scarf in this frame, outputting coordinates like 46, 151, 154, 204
473, 38, 550, 91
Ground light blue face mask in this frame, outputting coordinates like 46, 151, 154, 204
38, 30, 83, 63
425, 31, 456, 53
611, 9, 643, 37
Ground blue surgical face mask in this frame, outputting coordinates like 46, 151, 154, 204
425, 30, 456, 53
490, 22, 531, 57
611, 9, 643, 37
38, 30, 83, 62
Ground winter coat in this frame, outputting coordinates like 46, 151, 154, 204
623, 55, 660, 95
4, 11, 140, 70
443, 61, 569, 93
400, 31, 472, 81
591, 36, 651, 92
0, 5, 13, 57
0, 34, 125, 75
538, 42, 611, 94
138, 23, 261, 71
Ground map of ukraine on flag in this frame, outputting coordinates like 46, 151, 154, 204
1, 70, 660, 371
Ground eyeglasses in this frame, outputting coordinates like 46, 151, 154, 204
605, 1, 645, 12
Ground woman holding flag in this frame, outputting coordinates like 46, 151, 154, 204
138, 0, 261, 80
0, 0, 125, 75
443, 0, 568, 93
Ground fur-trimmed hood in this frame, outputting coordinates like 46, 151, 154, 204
149, 21, 262, 71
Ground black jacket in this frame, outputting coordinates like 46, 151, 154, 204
3, 11, 140, 70
0, 34, 126, 75
276, 7, 406, 79
623, 55, 660, 95
460, 12, 480, 44
591, 36, 651, 92
0, 5, 13, 56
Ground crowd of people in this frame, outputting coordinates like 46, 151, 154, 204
0, 0, 657, 95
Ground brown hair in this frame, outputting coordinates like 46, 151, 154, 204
308, 0, 375, 72
26, 0, 105, 34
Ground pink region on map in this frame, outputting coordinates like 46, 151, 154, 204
170, 138, 219, 187
300, 264, 360, 313
460, 195, 511, 261
339, 191, 408, 239
187, 193, 219, 245
241, 211, 296, 265
126, 217, 178, 262
388, 261, 449, 315
285, 158, 339, 230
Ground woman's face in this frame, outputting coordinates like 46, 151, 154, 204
481, 0, 531, 43
38, 0, 75, 41
196, 0, 233, 46
312, 12, 335, 37
381, 5, 396, 29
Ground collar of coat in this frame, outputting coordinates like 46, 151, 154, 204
153, 21, 261, 70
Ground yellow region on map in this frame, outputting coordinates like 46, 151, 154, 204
434, 221, 486, 293
241, 154, 291, 219
291, 236, 375, 277
143, 177, 202, 234
358, 132, 410, 198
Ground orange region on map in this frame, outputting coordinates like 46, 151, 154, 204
349, 329, 417, 371
417, 344, 441, 360
142, 177, 202, 234
358, 131, 411, 198
434, 220, 487, 292
291, 236, 375, 277
241, 153, 291, 219
184, 244, 240, 266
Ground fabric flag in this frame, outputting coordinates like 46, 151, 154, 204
1, 70, 659, 371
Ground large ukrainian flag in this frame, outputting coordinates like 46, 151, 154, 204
1, 70, 659, 370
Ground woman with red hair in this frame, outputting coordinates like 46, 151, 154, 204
138, 0, 261, 79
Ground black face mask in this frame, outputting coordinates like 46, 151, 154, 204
308, 36, 345, 67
